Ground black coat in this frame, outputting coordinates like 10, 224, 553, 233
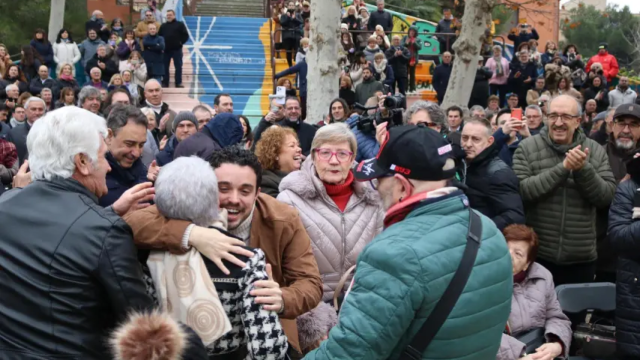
159, 19, 189, 52
339, 88, 356, 107
469, 67, 493, 108
508, 61, 537, 108
342, 16, 361, 34
6, 121, 30, 166
464, 146, 525, 230
608, 178, 640, 357
85, 18, 111, 42
432, 63, 452, 103
29, 77, 58, 96
583, 85, 609, 114
261, 169, 287, 198
280, 12, 302, 41
85, 53, 118, 81
253, 117, 317, 156
20, 58, 42, 83
55, 78, 81, 98
0, 79, 28, 98
99, 152, 149, 208
0, 178, 153, 358
173, 113, 244, 161
367, 10, 393, 32
385, 45, 410, 79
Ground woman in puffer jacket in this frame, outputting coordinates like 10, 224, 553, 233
277, 123, 383, 352
53, 29, 81, 77
497, 224, 572, 360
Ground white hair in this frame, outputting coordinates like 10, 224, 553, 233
311, 122, 358, 156
28, 107, 107, 181
144, 78, 162, 90
5, 84, 17, 92
155, 157, 219, 227
25, 97, 45, 109
41, 88, 52, 94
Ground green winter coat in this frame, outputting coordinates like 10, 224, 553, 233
303, 191, 512, 360
512, 127, 616, 265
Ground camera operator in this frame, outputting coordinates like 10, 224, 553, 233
508, 23, 539, 54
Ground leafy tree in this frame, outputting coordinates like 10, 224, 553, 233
384, 0, 444, 23
0, 0, 87, 57
561, 4, 639, 71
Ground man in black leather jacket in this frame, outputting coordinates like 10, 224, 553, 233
0, 106, 155, 359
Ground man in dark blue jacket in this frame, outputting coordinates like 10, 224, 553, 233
508, 51, 537, 109
367, 0, 393, 33
432, 52, 452, 104
100, 105, 150, 207
173, 112, 244, 161
29, 65, 57, 96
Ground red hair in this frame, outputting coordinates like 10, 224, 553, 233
503, 224, 539, 262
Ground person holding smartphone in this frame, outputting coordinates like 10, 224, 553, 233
508, 23, 539, 54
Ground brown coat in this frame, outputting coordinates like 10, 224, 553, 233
123, 193, 323, 353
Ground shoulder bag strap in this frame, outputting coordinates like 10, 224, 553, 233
399, 208, 482, 360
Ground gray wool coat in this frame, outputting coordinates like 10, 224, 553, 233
497, 262, 572, 359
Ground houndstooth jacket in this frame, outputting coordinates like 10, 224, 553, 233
144, 247, 288, 359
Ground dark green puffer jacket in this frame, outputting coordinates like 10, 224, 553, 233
513, 127, 616, 264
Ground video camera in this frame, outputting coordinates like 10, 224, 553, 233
352, 94, 406, 134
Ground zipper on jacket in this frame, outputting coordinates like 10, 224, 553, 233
557, 183, 567, 263
340, 214, 346, 275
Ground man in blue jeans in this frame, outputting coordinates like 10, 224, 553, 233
159, 10, 189, 88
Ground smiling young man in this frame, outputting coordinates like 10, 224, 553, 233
512, 94, 616, 285
123, 146, 322, 356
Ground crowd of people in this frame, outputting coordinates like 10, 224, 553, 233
2, 1, 640, 360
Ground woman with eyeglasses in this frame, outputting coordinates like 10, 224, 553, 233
277, 123, 383, 352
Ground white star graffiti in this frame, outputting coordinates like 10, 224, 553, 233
185, 16, 233, 94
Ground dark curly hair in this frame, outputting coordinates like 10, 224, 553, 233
208, 146, 262, 192
255, 125, 298, 171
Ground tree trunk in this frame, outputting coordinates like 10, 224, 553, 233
306, 0, 341, 124
48, 0, 66, 44
441, 0, 494, 110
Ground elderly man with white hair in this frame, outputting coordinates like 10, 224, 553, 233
0, 106, 155, 358
385, 34, 410, 95
86, 45, 118, 82
141, 79, 176, 137
2, 84, 20, 109
7, 97, 46, 165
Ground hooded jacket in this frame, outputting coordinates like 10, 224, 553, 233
277, 158, 384, 301
512, 127, 616, 264
173, 113, 244, 161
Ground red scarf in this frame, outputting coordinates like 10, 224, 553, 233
59, 74, 74, 81
324, 171, 354, 212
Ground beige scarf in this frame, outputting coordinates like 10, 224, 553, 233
146, 211, 232, 346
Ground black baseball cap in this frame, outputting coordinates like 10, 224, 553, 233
354, 125, 457, 181
614, 104, 640, 122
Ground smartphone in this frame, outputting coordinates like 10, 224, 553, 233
511, 108, 522, 121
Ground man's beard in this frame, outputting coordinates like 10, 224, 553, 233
619, 85, 629, 92
616, 137, 635, 151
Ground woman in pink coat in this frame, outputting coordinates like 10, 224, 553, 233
497, 224, 572, 360
486, 45, 510, 107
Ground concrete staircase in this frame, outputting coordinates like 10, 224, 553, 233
196, 0, 265, 18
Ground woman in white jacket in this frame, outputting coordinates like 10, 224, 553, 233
118, 51, 147, 89
53, 29, 81, 76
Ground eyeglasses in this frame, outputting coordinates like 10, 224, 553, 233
548, 113, 579, 123
369, 173, 393, 190
314, 148, 353, 162
614, 120, 640, 130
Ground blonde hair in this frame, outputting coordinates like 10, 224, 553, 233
300, 37, 310, 47
57, 63, 74, 78
109, 74, 123, 86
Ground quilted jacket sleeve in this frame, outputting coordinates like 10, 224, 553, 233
304, 241, 423, 360
488, 167, 525, 230
513, 145, 571, 202
572, 142, 616, 208
543, 276, 572, 358
496, 334, 526, 360
239, 249, 288, 360
608, 180, 640, 254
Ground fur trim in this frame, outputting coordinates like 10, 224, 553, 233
279, 157, 380, 205
111, 310, 187, 360
296, 302, 338, 352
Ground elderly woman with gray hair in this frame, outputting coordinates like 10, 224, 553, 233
143, 156, 288, 359
277, 123, 384, 353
